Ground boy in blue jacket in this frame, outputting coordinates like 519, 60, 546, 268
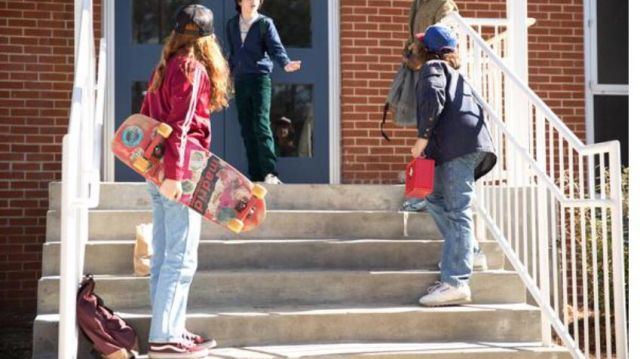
411, 25, 497, 306
226, 0, 301, 184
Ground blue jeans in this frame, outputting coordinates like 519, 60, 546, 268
147, 182, 202, 343
424, 152, 484, 288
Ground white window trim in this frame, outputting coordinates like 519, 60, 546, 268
584, 0, 597, 144
584, 0, 629, 144
591, 84, 629, 96
103, 1, 341, 183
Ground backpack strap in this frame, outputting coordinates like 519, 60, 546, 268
380, 103, 391, 142
408, 0, 419, 38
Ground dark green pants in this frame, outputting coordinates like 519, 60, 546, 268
235, 74, 277, 181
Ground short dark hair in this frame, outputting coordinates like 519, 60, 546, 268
235, 0, 264, 13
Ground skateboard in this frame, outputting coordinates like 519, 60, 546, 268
112, 114, 267, 233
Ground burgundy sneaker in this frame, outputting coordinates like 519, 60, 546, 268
148, 341, 208, 358
183, 329, 217, 350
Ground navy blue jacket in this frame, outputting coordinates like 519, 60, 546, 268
417, 60, 497, 180
226, 14, 291, 77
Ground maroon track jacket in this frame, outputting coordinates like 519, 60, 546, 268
140, 54, 211, 180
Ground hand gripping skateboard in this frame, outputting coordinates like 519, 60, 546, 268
112, 114, 267, 233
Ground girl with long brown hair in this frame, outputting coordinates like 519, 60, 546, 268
139, 4, 228, 358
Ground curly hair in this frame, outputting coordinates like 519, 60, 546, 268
150, 30, 231, 112
412, 41, 461, 70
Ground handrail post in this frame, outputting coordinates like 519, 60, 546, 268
609, 142, 628, 359
59, 132, 80, 359
536, 190, 555, 346
536, 110, 553, 345
506, 0, 529, 186
59, 1, 96, 358
506, 0, 528, 83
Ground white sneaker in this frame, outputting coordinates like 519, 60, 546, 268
264, 173, 283, 184
419, 281, 471, 307
438, 251, 488, 272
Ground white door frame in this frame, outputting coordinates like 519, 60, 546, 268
103, 0, 115, 181
583, 0, 629, 144
103, 0, 341, 183
328, 0, 341, 184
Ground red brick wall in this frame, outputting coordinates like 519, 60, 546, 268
340, 0, 585, 183
528, 0, 585, 138
0, 0, 101, 312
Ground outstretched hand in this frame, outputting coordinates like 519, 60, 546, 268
284, 61, 302, 72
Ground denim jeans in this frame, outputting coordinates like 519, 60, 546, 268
424, 152, 485, 288
146, 182, 202, 343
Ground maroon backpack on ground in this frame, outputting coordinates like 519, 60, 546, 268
77, 275, 139, 359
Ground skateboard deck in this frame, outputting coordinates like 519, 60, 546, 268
112, 114, 267, 233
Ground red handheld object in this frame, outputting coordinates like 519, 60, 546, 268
405, 158, 435, 198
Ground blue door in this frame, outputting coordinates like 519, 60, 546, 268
115, 1, 329, 183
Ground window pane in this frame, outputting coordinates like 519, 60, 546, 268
596, 0, 628, 84
133, 0, 192, 44
594, 95, 628, 166
131, 81, 148, 114
270, 84, 313, 158
261, 0, 311, 48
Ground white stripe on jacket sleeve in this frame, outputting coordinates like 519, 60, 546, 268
177, 66, 203, 169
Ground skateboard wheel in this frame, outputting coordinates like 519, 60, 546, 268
251, 184, 267, 200
157, 123, 173, 138
227, 219, 244, 233
133, 157, 150, 172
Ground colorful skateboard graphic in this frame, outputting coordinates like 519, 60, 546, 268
112, 114, 267, 233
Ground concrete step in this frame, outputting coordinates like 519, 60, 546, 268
205, 342, 571, 359
49, 182, 406, 211
41, 239, 504, 275
32, 304, 543, 357
37, 270, 524, 314
46, 210, 439, 242
34, 341, 571, 359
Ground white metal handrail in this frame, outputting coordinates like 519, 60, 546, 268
59, 0, 104, 357
446, 11, 628, 359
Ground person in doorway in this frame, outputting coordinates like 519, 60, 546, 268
226, 0, 301, 184
411, 25, 497, 306
139, 4, 230, 357
273, 116, 297, 157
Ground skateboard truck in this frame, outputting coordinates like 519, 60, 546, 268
133, 123, 173, 173
226, 184, 267, 233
